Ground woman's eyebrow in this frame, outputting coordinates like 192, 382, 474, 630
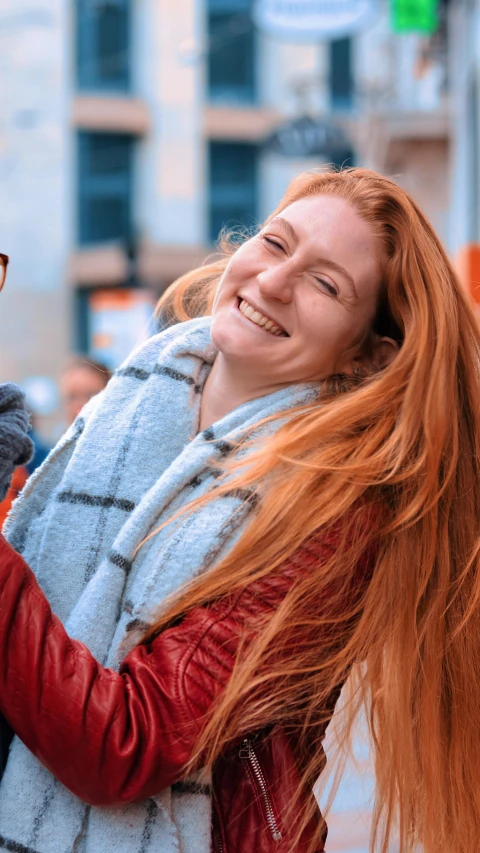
269, 215, 358, 299
269, 215, 298, 244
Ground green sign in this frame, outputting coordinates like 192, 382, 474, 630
391, 0, 439, 33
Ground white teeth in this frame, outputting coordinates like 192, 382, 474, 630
238, 299, 286, 336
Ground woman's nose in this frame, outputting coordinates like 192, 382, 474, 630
257, 265, 294, 303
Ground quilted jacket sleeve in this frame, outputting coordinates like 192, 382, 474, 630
0, 525, 372, 807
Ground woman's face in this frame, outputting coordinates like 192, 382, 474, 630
210, 194, 386, 387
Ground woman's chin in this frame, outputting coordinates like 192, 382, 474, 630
211, 308, 282, 355
212, 327, 253, 360
211, 312, 249, 351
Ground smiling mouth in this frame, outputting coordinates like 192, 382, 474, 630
237, 298, 288, 337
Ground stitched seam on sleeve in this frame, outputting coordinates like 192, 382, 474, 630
178, 593, 245, 722
184, 672, 215, 706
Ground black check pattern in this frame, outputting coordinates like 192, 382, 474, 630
0, 836, 41, 853
116, 364, 203, 394
172, 781, 212, 797
109, 550, 133, 574
57, 491, 135, 514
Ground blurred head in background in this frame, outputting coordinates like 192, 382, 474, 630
60, 356, 112, 425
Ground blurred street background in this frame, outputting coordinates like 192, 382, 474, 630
0, 0, 479, 848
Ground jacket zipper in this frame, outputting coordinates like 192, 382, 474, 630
239, 737, 283, 842
212, 806, 224, 853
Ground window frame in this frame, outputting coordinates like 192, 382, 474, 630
75, 0, 131, 93
329, 37, 354, 113
208, 141, 258, 244
207, 0, 257, 105
77, 131, 136, 247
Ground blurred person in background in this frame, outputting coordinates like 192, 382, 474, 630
24, 416, 50, 476
0, 355, 110, 529
0, 253, 41, 527
0, 467, 27, 529
0, 253, 33, 771
60, 355, 112, 426
0, 409, 50, 527
0, 169, 480, 853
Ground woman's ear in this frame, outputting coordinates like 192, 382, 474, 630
352, 335, 399, 375
371, 335, 399, 370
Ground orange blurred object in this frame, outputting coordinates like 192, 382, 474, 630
455, 243, 480, 308
0, 466, 28, 529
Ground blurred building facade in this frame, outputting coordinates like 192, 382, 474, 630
0, 0, 331, 391
355, 1, 450, 239
0, 1, 459, 382
448, 0, 480, 316
1, 0, 461, 398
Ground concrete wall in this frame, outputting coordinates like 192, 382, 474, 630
448, 0, 480, 253
138, 0, 205, 247
0, 0, 71, 385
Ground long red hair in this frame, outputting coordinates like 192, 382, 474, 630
143, 168, 480, 853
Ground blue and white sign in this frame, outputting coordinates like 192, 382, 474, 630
253, 0, 379, 41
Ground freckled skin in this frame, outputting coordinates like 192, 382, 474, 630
200, 194, 390, 431
210, 194, 384, 390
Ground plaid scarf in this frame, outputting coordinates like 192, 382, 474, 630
0, 317, 318, 853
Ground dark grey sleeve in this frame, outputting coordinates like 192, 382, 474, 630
0, 384, 34, 501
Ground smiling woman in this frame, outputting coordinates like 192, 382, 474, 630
0, 167, 480, 853
201, 192, 397, 430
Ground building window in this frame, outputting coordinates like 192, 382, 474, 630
77, 132, 135, 246
209, 142, 258, 244
329, 37, 354, 111
76, 0, 131, 92
207, 0, 256, 104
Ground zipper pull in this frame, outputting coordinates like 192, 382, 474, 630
239, 738, 252, 759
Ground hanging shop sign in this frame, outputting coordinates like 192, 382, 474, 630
88, 288, 157, 371
265, 114, 352, 161
391, 0, 439, 34
253, 0, 380, 42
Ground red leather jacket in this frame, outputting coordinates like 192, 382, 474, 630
0, 530, 373, 853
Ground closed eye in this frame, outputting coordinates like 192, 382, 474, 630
262, 235, 285, 252
261, 233, 339, 296
314, 277, 338, 297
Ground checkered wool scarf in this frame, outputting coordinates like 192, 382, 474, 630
0, 317, 318, 853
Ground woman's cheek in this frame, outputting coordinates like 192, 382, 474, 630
212, 277, 228, 313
